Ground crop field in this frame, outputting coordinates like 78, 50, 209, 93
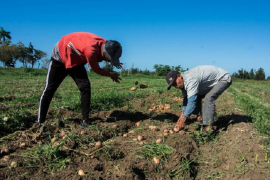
0, 67, 269, 179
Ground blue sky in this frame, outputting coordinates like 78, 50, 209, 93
1, 0, 270, 77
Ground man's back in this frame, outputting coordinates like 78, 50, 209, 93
182, 65, 230, 97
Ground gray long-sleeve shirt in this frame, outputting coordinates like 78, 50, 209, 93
181, 65, 231, 117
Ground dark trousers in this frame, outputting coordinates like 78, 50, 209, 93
38, 60, 91, 123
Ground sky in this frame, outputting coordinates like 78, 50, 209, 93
1, 0, 270, 77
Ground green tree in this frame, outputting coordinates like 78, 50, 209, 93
232, 72, 239, 78
243, 70, 250, 79
0, 41, 17, 67
174, 65, 185, 73
32, 49, 46, 68
40, 56, 50, 69
238, 68, 244, 79
153, 64, 171, 76
13, 41, 26, 66
25, 42, 46, 68
25, 42, 34, 67
254, 68, 265, 80
0, 27, 11, 43
249, 69, 255, 79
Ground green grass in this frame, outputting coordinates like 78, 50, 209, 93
0, 67, 180, 136
133, 141, 175, 163
228, 81, 270, 142
22, 142, 72, 173
193, 126, 220, 145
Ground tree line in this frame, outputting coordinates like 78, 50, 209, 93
1, 27, 269, 80
101, 62, 187, 76
0, 27, 47, 68
232, 68, 269, 80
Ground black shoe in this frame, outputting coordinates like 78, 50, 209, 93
79, 120, 91, 129
203, 125, 214, 134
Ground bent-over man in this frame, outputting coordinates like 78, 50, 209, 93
166, 65, 232, 132
38, 32, 123, 128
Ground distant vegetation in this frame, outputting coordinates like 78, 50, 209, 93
0, 27, 47, 68
1, 27, 269, 80
232, 68, 269, 80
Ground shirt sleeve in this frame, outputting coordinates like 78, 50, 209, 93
183, 94, 197, 118
186, 80, 199, 98
84, 48, 111, 77
182, 96, 187, 112
181, 89, 187, 111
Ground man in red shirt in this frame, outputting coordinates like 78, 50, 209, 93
38, 32, 123, 128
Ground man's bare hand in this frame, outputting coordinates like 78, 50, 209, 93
174, 113, 186, 131
110, 73, 122, 83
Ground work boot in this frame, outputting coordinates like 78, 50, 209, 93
80, 119, 91, 129
203, 125, 214, 134
197, 115, 202, 122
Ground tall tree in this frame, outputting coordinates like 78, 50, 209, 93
238, 68, 244, 79
25, 43, 46, 68
254, 68, 265, 80
153, 64, 171, 76
40, 56, 50, 69
32, 49, 46, 68
243, 70, 250, 79
0, 27, 12, 43
249, 69, 255, 79
13, 41, 27, 66
0, 41, 17, 67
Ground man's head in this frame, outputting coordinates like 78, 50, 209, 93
102, 40, 122, 69
166, 71, 184, 90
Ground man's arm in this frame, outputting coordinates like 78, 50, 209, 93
85, 51, 111, 77
175, 94, 197, 131
85, 50, 122, 83
183, 94, 197, 118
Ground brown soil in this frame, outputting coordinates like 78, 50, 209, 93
0, 92, 269, 179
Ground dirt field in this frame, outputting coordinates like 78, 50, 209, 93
0, 92, 269, 180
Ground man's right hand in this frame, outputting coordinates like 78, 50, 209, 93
174, 111, 186, 132
110, 73, 122, 83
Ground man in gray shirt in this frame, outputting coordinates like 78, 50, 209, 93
166, 65, 232, 132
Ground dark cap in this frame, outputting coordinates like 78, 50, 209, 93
102, 40, 122, 69
166, 70, 179, 90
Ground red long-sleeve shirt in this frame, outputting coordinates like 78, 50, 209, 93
58, 32, 111, 77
